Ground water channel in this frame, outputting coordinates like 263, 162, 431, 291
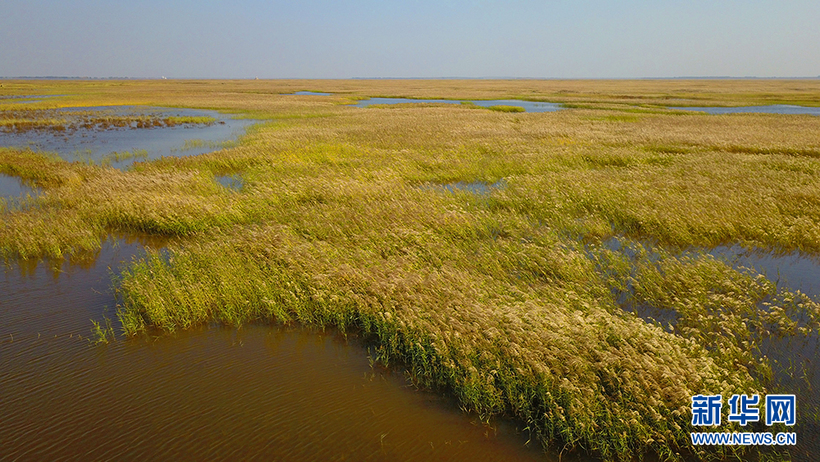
354, 98, 561, 112
670, 105, 820, 116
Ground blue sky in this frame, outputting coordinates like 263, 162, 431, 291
1, 0, 818, 78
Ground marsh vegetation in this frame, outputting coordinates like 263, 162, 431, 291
2, 78, 820, 460
0, 105, 252, 170
0, 239, 542, 461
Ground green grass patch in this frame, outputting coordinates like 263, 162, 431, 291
487, 105, 525, 113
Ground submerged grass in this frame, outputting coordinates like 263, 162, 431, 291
0, 108, 217, 134
100, 149, 149, 166
4, 79, 820, 460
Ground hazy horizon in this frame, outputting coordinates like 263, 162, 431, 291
2, 1, 818, 80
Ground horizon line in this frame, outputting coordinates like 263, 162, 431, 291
3, 75, 820, 81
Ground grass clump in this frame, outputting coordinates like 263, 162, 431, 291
90, 316, 116, 345
165, 115, 217, 125
487, 105, 525, 113
99, 149, 149, 166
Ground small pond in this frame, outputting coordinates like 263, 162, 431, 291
670, 105, 820, 116
215, 174, 244, 191
0, 172, 37, 200
0, 106, 255, 170
429, 179, 506, 195
0, 238, 553, 461
355, 98, 561, 113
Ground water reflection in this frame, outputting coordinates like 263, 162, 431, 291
600, 236, 820, 458
709, 244, 820, 299
445, 179, 505, 195
603, 237, 820, 301
422, 179, 507, 195
0, 94, 65, 104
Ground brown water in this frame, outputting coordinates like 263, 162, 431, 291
0, 239, 555, 461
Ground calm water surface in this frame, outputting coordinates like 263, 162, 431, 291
0, 95, 64, 104
0, 173, 37, 200
355, 98, 561, 113
0, 239, 555, 461
215, 174, 244, 191
288, 91, 333, 96
670, 105, 820, 115
708, 244, 820, 298
0, 106, 255, 170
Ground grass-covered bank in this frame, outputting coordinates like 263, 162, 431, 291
4, 79, 820, 460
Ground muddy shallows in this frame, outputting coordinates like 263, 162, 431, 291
0, 240, 558, 461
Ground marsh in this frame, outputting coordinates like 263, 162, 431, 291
3, 78, 820, 461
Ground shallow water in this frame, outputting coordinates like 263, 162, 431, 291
355, 98, 561, 113
215, 174, 243, 191
670, 105, 820, 116
288, 91, 332, 96
0, 94, 64, 104
468, 100, 562, 113
0, 106, 255, 170
438, 179, 506, 195
0, 172, 37, 200
603, 237, 820, 301
0, 239, 555, 461
709, 244, 820, 299
602, 237, 820, 458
